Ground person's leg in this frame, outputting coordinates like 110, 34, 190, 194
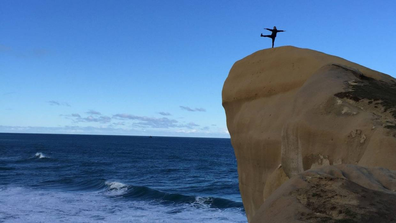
272, 37, 275, 48
261, 34, 271, 38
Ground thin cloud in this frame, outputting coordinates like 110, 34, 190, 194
71, 113, 81, 118
188, 122, 199, 127
87, 110, 101, 115
48, 101, 60, 106
158, 112, 171, 116
114, 114, 200, 129
180, 106, 206, 112
113, 114, 178, 129
66, 113, 111, 124
0, 125, 129, 135
0, 125, 230, 138
48, 100, 71, 107
83, 116, 111, 123
178, 122, 200, 129
64, 112, 202, 130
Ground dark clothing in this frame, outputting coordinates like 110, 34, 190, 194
261, 27, 285, 48
265, 28, 284, 38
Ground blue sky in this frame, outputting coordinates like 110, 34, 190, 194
1, 1, 395, 138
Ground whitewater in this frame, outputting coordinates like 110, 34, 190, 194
0, 133, 246, 223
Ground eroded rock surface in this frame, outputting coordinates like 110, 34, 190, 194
252, 165, 396, 223
222, 46, 396, 221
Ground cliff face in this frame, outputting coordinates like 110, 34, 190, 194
222, 46, 396, 222
252, 165, 396, 223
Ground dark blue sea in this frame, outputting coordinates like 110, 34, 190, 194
0, 133, 246, 222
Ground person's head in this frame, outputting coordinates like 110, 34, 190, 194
274, 26, 277, 30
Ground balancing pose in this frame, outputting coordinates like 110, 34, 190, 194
261, 26, 285, 48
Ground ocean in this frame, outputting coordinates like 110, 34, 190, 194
0, 133, 246, 223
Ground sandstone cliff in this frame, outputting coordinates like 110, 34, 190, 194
252, 165, 396, 223
222, 46, 396, 222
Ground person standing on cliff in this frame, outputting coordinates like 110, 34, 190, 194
261, 26, 285, 48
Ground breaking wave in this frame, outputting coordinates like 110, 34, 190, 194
0, 186, 246, 223
103, 181, 243, 209
35, 152, 49, 159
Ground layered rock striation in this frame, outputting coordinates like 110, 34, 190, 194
222, 46, 396, 222
252, 165, 396, 223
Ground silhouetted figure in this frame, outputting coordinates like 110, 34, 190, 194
261, 26, 285, 48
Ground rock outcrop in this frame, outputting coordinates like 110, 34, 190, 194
222, 46, 396, 222
252, 165, 396, 223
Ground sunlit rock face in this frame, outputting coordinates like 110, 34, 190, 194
222, 46, 396, 222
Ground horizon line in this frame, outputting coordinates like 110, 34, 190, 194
0, 131, 231, 139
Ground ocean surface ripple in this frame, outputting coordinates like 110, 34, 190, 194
0, 133, 246, 222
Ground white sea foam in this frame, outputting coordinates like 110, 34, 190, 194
105, 181, 127, 190
192, 197, 211, 208
104, 181, 128, 196
0, 186, 247, 223
35, 152, 48, 159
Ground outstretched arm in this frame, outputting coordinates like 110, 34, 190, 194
264, 28, 273, 31
277, 30, 285, 32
